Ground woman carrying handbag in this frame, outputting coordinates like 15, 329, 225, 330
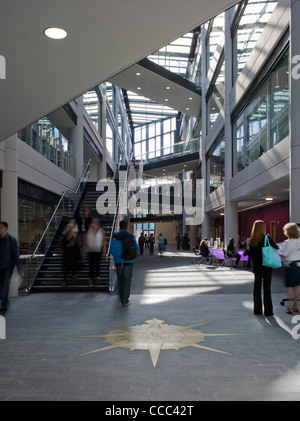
249, 220, 279, 316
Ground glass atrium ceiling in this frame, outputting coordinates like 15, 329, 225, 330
83, 0, 278, 129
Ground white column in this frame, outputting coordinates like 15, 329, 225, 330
1, 135, 18, 239
290, 0, 300, 223
99, 93, 107, 180
224, 9, 238, 245
70, 97, 84, 181
200, 25, 211, 239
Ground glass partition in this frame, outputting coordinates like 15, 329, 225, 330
207, 56, 225, 129
18, 117, 75, 176
233, 47, 289, 174
208, 137, 225, 193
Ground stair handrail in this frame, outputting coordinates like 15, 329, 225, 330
31, 159, 91, 258
106, 161, 130, 259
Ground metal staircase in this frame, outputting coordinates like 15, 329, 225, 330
29, 182, 113, 292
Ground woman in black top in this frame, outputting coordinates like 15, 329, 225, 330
227, 238, 241, 266
249, 220, 279, 316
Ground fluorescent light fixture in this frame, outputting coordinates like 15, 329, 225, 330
265, 197, 273, 201
44, 27, 67, 39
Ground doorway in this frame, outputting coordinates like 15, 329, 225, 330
270, 221, 276, 241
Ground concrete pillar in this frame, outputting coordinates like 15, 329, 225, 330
200, 25, 210, 240
70, 97, 84, 181
1, 135, 18, 239
289, 0, 300, 223
201, 212, 211, 239
224, 8, 238, 245
99, 93, 107, 180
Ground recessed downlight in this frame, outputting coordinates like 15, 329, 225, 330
44, 27, 67, 39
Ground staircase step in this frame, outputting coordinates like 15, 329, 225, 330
29, 179, 121, 293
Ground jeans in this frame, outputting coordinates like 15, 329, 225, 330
116, 263, 133, 305
0, 267, 13, 311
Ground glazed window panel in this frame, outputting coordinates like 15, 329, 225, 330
233, 47, 289, 174
233, 0, 278, 80
208, 137, 225, 193
207, 56, 225, 129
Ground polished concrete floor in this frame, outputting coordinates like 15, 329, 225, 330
1, 245, 300, 401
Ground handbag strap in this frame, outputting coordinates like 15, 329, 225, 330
264, 235, 270, 247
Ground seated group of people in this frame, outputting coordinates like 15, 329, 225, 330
198, 237, 241, 267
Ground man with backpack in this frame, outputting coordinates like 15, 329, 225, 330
109, 219, 139, 307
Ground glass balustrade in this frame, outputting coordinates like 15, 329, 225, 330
135, 137, 200, 164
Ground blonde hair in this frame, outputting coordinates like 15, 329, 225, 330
283, 222, 300, 239
249, 220, 266, 246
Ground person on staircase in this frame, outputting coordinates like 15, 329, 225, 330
75, 206, 92, 263
61, 219, 79, 287
84, 218, 106, 286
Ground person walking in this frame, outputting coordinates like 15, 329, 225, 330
280, 222, 300, 314
138, 232, 145, 255
249, 220, 279, 316
109, 219, 139, 307
158, 233, 166, 256
0, 222, 21, 316
175, 233, 181, 251
149, 233, 155, 255
75, 206, 92, 262
61, 219, 79, 287
84, 218, 106, 286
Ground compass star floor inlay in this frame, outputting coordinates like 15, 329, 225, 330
77, 317, 239, 367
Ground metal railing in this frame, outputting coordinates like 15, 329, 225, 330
106, 162, 131, 292
24, 160, 91, 294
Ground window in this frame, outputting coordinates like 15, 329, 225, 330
232, 0, 278, 81
133, 117, 177, 162
233, 47, 289, 174
207, 13, 225, 74
207, 55, 225, 129
208, 137, 225, 193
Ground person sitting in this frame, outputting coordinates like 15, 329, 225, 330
227, 238, 241, 267
200, 239, 217, 265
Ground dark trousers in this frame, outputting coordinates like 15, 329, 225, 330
0, 267, 13, 311
253, 268, 273, 316
116, 263, 133, 305
89, 252, 101, 279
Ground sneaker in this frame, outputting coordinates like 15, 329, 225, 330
122, 301, 131, 307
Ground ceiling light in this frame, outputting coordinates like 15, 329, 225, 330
136, 72, 141, 76
186, 107, 189, 110
265, 197, 273, 201
189, 97, 193, 100
166, 86, 170, 90
164, 98, 168, 101
137, 86, 142, 90
44, 27, 67, 39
